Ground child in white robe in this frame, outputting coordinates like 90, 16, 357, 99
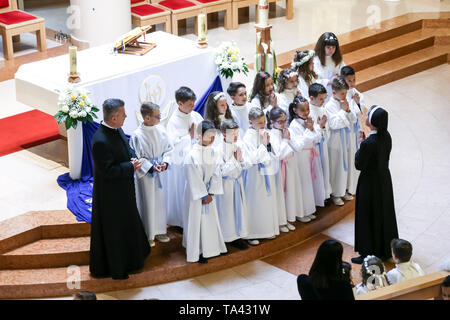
182, 120, 227, 263
215, 120, 251, 250
130, 102, 173, 247
250, 71, 278, 114
325, 77, 356, 206
308, 83, 332, 205
276, 68, 301, 122
242, 107, 280, 244
341, 66, 366, 195
266, 108, 298, 232
204, 91, 234, 148
386, 239, 424, 285
313, 32, 346, 101
292, 49, 329, 99
288, 97, 325, 221
355, 255, 390, 295
165, 87, 203, 230
227, 82, 252, 138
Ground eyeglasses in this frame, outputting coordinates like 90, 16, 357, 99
275, 119, 287, 124
152, 114, 162, 119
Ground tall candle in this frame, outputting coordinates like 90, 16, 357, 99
198, 13, 207, 41
258, 0, 269, 27
69, 46, 77, 75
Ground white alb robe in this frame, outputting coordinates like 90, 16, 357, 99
345, 88, 365, 195
214, 139, 250, 242
289, 118, 324, 214
230, 102, 252, 139
313, 56, 346, 101
386, 261, 425, 285
277, 88, 298, 123
164, 108, 203, 228
297, 76, 329, 101
242, 128, 280, 239
309, 103, 332, 199
325, 97, 356, 197
250, 95, 275, 114
182, 144, 227, 262
129, 124, 174, 240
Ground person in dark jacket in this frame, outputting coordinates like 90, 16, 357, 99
351, 105, 398, 264
89, 98, 150, 280
297, 239, 355, 300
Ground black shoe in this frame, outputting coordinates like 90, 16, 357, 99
351, 256, 365, 264
198, 255, 208, 264
229, 239, 249, 250
324, 198, 332, 207
171, 226, 183, 234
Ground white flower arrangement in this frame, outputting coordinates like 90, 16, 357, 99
214, 41, 249, 79
53, 86, 99, 130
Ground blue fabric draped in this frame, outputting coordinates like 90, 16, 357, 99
58, 76, 220, 223
193, 75, 223, 117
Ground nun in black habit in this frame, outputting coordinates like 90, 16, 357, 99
351, 106, 399, 264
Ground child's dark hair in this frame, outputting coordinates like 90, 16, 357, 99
248, 107, 265, 121
220, 119, 239, 134
342, 261, 354, 288
227, 82, 246, 97
331, 76, 349, 91
293, 50, 318, 86
340, 66, 355, 77
73, 291, 97, 300
308, 83, 327, 98
314, 32, 343, 67
197, 120, 216, 136
267, 107, 286, 130
442, 275, 450, 288
204, 91, 233, 129
250, 71, 271, 110
140, 101, 160, 118
175, 86, 196, 103
288, 96, 309, 124
277, 68, 297, 93
361, 256, 388, 288
391, 238, 413, 263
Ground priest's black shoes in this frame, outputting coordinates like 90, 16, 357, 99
229, 239, 249, 250
351, 256, 365, 264
198, 255, 208, 264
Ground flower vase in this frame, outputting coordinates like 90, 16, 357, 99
67, 123, 83, 180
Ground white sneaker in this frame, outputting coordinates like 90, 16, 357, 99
308, 214, 317, 220
332, 197, 345, 206
248, 239, 260, 246
297, 216, 311, 223
343, 194, 354, 201
149, 240, 156, 247
267, 235, 276, 240
155, 234, 170, 243
286, 223, 296, 231
279, 226, 289, 233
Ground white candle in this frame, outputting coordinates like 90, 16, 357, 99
198, 13, 207, 41
258, 0, 269, 27
69, 46, 77, 75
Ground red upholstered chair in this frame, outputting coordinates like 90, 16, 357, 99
130, 0, 172, 33
230, 0, 293, 29
150, 0, 204, 36
0, 0, 46, 60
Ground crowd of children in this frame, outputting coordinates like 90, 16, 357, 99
128, 32, 372, 264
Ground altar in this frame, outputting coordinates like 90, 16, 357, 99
15, 31, 219, 179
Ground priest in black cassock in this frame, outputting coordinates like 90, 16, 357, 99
89, 98, 150, 280
352, 105, 399, 264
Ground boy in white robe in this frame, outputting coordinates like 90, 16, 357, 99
215, 120, 251, 250
227, 82, 252, 138
341, 66, 366, 195
165, 87, 203, 230
324, 77, 357, 206
386, 239, 425, 285
182, 120, 227, 263
288, 97, 324, 221
242, 108, 280, 244
130, 102, 173, 247
308, 83, 332, 206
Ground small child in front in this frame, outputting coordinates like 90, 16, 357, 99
130, 102, 173, 247
386, 239, 424, 285
182, 120, 227, 264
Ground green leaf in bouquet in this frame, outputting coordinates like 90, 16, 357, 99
65, 117, 72, 130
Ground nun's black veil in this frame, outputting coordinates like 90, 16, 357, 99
369, 105, 392, 172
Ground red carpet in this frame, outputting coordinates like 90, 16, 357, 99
0, 110, 60, 157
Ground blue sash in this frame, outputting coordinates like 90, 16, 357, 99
223, 172, 244, 236
149, 158, 163, 189
258, 163, 272, 196
353, 119, 361, 150
330, 128, 350, 172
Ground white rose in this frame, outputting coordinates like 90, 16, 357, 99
85, 107, 91, 113
69, 111, 78, 118
231, 62, 238, 70
79, 110, 87, 118
215, 57, 222, 65
61, 105, 69, 113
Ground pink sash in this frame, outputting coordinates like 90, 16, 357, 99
305, 148, 320, 180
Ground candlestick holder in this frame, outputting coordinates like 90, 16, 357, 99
68, 73, 81, 83
197, 39, 208, 49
